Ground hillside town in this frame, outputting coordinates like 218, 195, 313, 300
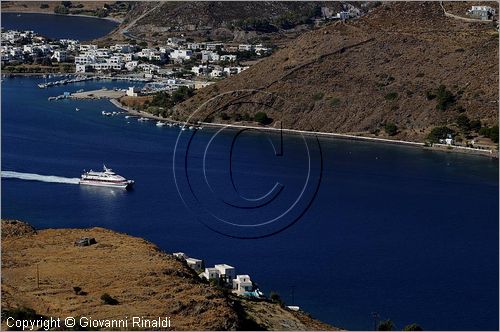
0, 27, 271, 81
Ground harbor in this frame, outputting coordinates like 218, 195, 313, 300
37, 75, 152, 89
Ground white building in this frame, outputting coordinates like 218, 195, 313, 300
51, 50, 67, 62
238, 44, 254, 52
214, 264, 236, 283
201, 50, 220, 62
467, 6, 496, 20
200, 267, 220, 281
220, 54, 237, 62
170, 49, 192, 61
186, 257, 204, 271
126, 86, 140, 97
173, 252, 188, 259
233, 275, 253, 294
125, 61, 139, 71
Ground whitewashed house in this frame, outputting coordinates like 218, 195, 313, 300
200, 267, 220, 281
125, 61, 139, 71
214, 264, 236, 283
173, 252, 188, 259
170, 49, 193, 62
51, 50, 67, 62
126, 86, 140, 97
186, 257, 204, 271
233, 275, 253, 294
467, 6, 496, 20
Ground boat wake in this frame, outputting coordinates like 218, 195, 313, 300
1, 171, 80, 185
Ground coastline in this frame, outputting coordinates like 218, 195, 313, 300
108, 99, 498, 159
1, 219, 339, 331
1, 10, 123, 24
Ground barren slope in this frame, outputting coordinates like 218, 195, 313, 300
1, 220, 339, 331
174, 1, 498, 141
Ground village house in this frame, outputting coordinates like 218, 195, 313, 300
185, 257, 204, 271
232, 275, 253, 294
214, 264, 236, 284
169, 49, 192, 62
467, 5, 496, 20
51, 50, 67, 62
200, 267, 220, 281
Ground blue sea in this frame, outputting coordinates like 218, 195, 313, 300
1, 12, 118, 41
1, 15, 499, 331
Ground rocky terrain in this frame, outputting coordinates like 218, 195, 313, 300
172, 1, 498, 142
97, 1, 376, 45
1, 220, 339, 331
1, 1, 127, 21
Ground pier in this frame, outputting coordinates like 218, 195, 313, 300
37, 75, 151, 89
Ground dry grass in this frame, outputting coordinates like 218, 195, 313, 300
1, 220, 338, 330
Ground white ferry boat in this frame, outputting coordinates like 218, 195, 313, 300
79, 165, 134, 189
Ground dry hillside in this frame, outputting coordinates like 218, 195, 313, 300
174, 1, 498, 142
1, 220, 339, 331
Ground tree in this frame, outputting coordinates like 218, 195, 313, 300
384, 123, 398, 136
427, 126, 455, 143
403, 323, 423, 331
377, 319, 394, 331
469, 119, 482, 132
456, 114, 471, 132
54, 5, 69, 14
254, 112, 271, 125
479, 125, 499, 143
435, 85, 455, 111
73, 286, 82, 295
384, 92, 398, 101
100, 293, 119, 305
269, 291, 283, 305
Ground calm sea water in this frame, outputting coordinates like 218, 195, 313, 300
1, 18, 499, 331
1, 13, 118, 41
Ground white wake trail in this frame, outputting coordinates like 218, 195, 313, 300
1, 171, 80, 185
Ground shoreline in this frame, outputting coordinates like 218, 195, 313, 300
108, 99, 498, 159
1, 10, 123, 24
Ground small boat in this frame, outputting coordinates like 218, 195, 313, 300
101, 111, 112, 116
75, 108, 80, 112
79, 165, 134, 189
138, 117, 149, 122
156, 121, 166, 127
189, 126, 194, 130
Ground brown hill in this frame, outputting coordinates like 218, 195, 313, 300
1, 220, 339, 331
174, 1, 499, 142
100, 1, 376, 45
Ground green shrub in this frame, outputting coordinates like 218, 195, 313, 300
403, 323, 423, 331
479, 125, 499, 143
435, 85, 455, 110
427, 126, 455, 143
384, 92, 398, 101
254, 112, 271, 125
100, 293, 119, 305
73, 286, 82, 295
456, 115, 470, 132
54, 5, 69, 14
384, 123, 398, 136
329, 97, 340, 107
269, 291, 283, 305
313, 92, 324, 101
378, 319, 394, 331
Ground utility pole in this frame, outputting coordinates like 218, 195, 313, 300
371, 312, 380, 331
36, 264, 40, 289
